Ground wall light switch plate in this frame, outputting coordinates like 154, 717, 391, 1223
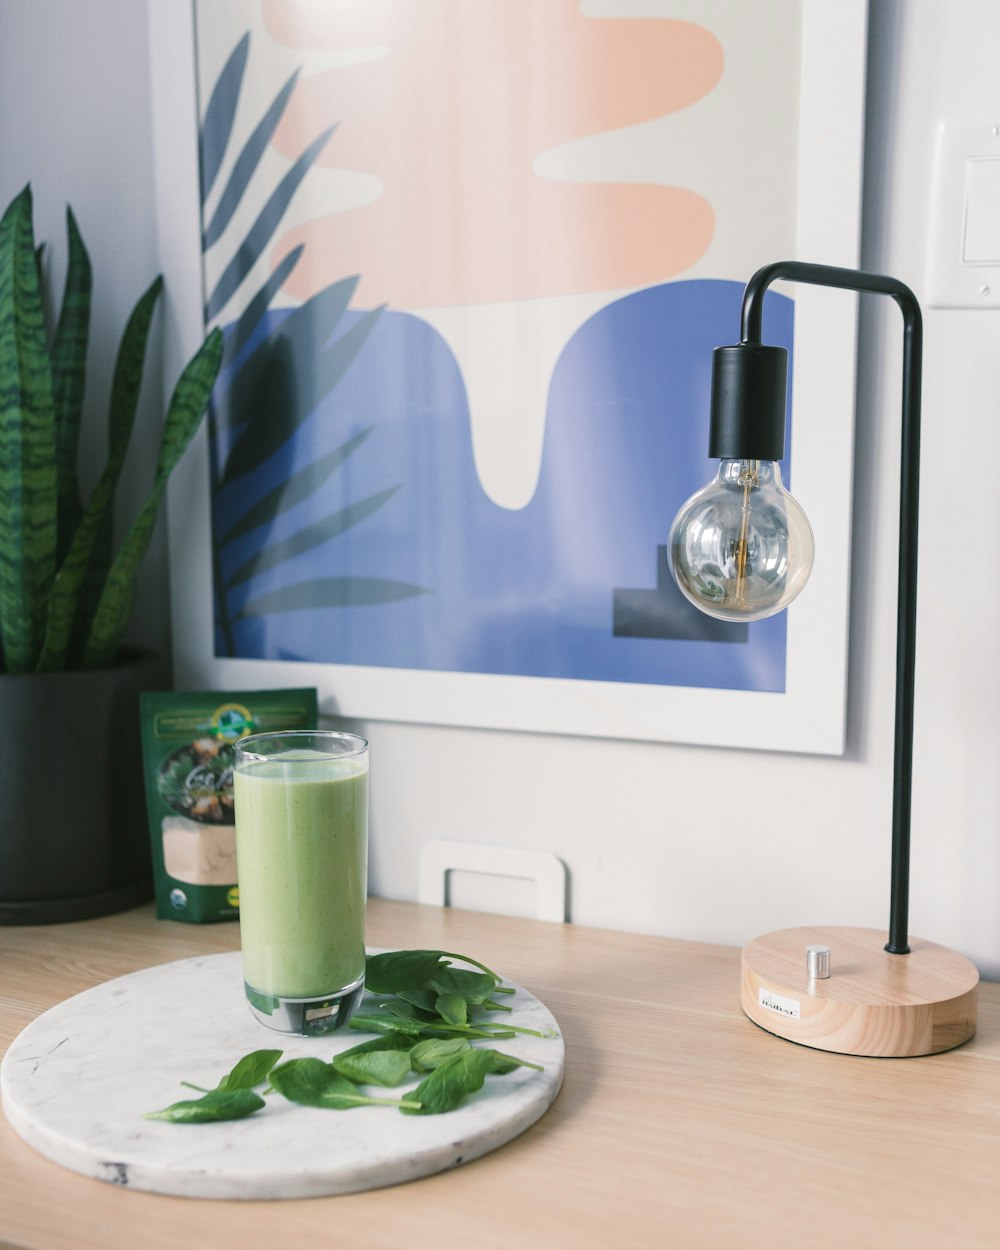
927, 119, 1000, 307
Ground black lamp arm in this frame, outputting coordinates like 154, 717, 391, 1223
739, 260, 923, 957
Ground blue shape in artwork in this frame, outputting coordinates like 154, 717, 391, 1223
211, 279, 795, 692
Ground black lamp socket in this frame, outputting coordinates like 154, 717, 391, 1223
708, 343, 788, 462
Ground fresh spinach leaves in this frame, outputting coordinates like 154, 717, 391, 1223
144, 1045, 278, 1125
332, 1047, 414, 1088
269, 1057, 420, 1109
409, 1037, 474, 1071
364, 949, 502, 995
143, 948, 553, 1125
408, 1038, 544, 1076
217, 1048, 284, 1091
143, 1088, 266, 1123
401, 1049, 494, 1116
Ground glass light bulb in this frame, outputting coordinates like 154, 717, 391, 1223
667, 458, 814, 622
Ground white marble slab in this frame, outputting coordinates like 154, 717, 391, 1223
0, 950, 564, 1199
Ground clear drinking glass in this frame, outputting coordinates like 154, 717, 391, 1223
233, 730, 368, 1035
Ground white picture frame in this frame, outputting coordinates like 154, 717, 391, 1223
148, 0, 868, 754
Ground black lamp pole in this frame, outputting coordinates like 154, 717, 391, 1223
726, 261, 923, 956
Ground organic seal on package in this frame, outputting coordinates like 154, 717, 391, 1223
140, 689, 318, 922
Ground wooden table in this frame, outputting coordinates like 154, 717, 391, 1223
2, 900, 999, 1250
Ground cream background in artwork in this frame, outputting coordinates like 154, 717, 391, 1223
196, 0, 801, 508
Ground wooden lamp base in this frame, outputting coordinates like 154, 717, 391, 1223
741, 926, 979, 1057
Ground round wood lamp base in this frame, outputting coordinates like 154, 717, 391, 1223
741, 926, 979, 1057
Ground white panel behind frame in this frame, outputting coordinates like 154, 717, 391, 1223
149, 0, 867, 754
147, 0, 214, 681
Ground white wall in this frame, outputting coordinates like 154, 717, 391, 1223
861, 0, 1000, 977
0, 0, 170, 665
6, 1, 1000, 974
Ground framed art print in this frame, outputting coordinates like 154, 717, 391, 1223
149, 0, 868, 752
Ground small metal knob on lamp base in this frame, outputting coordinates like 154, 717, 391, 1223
806, 944, 831, 979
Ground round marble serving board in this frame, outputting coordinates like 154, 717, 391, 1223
0, 950, 563, 1200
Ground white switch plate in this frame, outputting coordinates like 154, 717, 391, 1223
417, 839, 568, 922
927, 119, 1000, 307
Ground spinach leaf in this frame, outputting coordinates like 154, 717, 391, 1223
144, 1088, 265, 1123
269, 1057, 419, 1110
488, 1049, 544, 1074
336, 1034, 417, 1058
435, 992, 468, 1026
401, 1049, 495, 1116
217, 1048, 283, 1091
348, 1012, 426, 1037
364, 950, 451, 995
375, 997, 437, 1023
364, 948, 502, 995
428, 967, 500, 1004
407, 1038, 542, 1075
437, 950, 502, 984
332, 1048, 413, 1088
395, 986, 439, 1014
348, 1012, 517, 1041
409, 1038, 472, 1071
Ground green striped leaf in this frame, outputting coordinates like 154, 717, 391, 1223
237, 576, 427, 620
0, 185, 57, 673
200, 32, 249, 203
226, 485, 399, 588
205, 125, 336, 321
37, 278, 163, 671
68, 276, 164, 663
80, 329, 223, 668
218, 426, 371, 545
38, 466, 119, 673
108, 277, 163, 451
50, 207, 92, 563
203, 68, 301, 249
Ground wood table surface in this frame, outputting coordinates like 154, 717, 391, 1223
2, 899, 1000, 1250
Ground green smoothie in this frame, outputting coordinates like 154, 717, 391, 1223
233, 750, 367, 999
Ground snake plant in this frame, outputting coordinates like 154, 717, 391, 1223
0, 184, 223, 674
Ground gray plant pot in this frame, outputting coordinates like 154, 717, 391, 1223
0, 648, 165, 924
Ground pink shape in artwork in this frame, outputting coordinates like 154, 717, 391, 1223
263, 0, 722, 308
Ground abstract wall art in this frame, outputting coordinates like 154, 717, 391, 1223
153, 0, 867, 751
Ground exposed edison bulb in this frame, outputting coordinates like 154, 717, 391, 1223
668, 458, 814, 622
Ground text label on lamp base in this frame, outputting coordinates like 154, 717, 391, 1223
758, 987, 801, 1019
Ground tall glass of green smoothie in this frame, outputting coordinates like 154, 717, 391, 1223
233, 730, 368, 1035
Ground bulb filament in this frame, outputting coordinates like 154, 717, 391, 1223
735, 460, 759, 603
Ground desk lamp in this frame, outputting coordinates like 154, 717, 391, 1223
668, 261, 979, 1057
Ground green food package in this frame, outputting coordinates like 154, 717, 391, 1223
140, 689, 318, 922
